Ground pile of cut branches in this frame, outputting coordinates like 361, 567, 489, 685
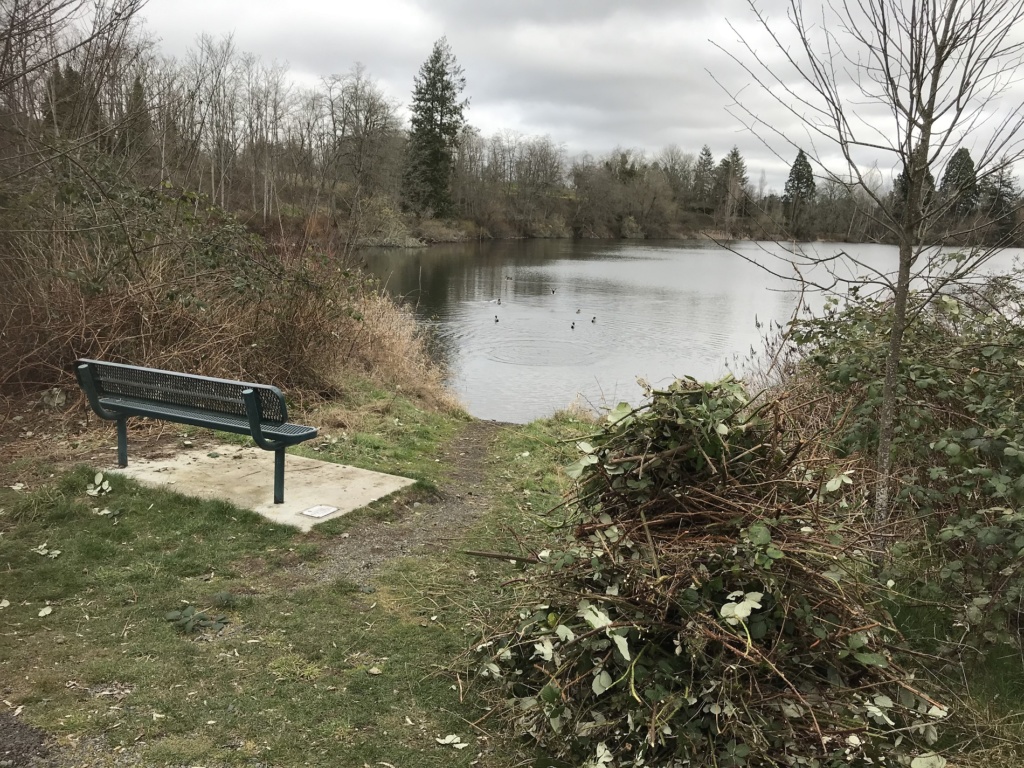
481, 378, 947, 767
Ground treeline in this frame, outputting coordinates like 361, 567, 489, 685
1, 3, 1020, 256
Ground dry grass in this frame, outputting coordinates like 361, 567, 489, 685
0, 196, 457, 411
340, 292, 461, 411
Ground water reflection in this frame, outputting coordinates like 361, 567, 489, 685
365, 240, 1021, 423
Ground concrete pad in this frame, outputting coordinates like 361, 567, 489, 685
110, 445, 416, 532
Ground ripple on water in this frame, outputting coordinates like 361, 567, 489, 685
484, 337, 604, 367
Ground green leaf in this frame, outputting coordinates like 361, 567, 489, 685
606, 402, 632, 425
592, 669, 613, 696
540, 683, 561, 704
853, 652, 888, 668
910, 754, 947, 768
747, 523, 771, 547
579, 602, 612, 629
610, 632, 631, 661
565, 454, 599, 479
825, 475, 843, 493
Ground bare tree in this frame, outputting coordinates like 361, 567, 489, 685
720, 0, 1024, 516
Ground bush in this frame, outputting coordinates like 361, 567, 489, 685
792, 272, 1024, 646
0, 163, 450, 405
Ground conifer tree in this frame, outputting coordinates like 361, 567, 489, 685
118, 74, 152, 157
403, 37, 468, 217
692, 145, 715, 210
940, 147, 979, 218
713, 146, 748, 228
783, 149, 816, 238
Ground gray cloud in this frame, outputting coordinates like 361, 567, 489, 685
139, 0, 1024, 192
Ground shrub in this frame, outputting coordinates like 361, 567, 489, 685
791, 271, 1024, 646
0, 163, 450, 405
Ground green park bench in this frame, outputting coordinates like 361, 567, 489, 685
74, 359, 317, 504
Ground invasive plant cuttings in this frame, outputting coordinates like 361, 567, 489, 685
481, 377, 945, 767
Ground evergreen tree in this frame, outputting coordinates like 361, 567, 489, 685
692, 145, 715, 210
783, 149, 816, 238
45, 64, 104, 140
940, 147, 979, 218
892, 148, 935, 224
713, 146, 748, 229
979, 161, 1021, 245
721, 146, 748, 188
118, 75, 152, 157
403, 37, 468, 217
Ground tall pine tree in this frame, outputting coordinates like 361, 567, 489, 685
692, 145, 715, 211
403, 37, 468, 217
940, 147, 979, 218
783, 149, 816, 238
713, 146, 748, 230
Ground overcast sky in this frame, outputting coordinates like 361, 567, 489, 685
135, 0, 1024, 192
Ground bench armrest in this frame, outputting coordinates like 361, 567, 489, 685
242, 388, 286, 451
76, 363, 121, 421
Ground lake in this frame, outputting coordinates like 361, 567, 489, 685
366, 240, 1021, 423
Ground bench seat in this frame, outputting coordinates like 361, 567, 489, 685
96, 396, 317, 443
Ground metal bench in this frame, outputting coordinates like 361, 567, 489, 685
74, 359, 317, 504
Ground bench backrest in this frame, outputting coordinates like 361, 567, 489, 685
74, 359, 288, 424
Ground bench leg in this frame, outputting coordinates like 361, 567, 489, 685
116, 417, 128, 467
274, 448, 284, 504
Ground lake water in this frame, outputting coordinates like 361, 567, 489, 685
366, 240, 1021, 423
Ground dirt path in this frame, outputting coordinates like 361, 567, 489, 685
300, 418, 505, 587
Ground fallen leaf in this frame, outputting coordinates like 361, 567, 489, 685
38, 606, 53, 617
435, 734, 468, 748
367, 666, 382, 676
0, 599, 10, 610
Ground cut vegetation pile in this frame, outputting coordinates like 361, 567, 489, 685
483, 378, 947, 767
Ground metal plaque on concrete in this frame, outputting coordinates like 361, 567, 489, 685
301, 504, 339, 518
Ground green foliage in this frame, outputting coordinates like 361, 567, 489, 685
784, 149, 816, 237
692, 145, 716, 210
485, 379, 940, 767
792, 271, 1024, 645
979, 162, 1021, 245
403, 37, 468, 218
165, 604, 229, 634
940, 148, 979, 218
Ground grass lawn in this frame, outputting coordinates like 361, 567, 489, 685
0, 392, 584, 767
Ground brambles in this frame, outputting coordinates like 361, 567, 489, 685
793, 271, 1024, 647
165, 604, 228, 635
483, 378, 943, 767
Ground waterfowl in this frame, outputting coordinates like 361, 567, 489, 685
571, 322, 575, 330
591, 317, 596, 323
495, 315, 499, 323
576, 308, 581, 314
497, 298, 501, 305
551, 289, 556, 294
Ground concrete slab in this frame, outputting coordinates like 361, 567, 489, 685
109, 445, 416, 532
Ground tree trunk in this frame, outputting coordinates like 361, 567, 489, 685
873, 239, 914, 519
